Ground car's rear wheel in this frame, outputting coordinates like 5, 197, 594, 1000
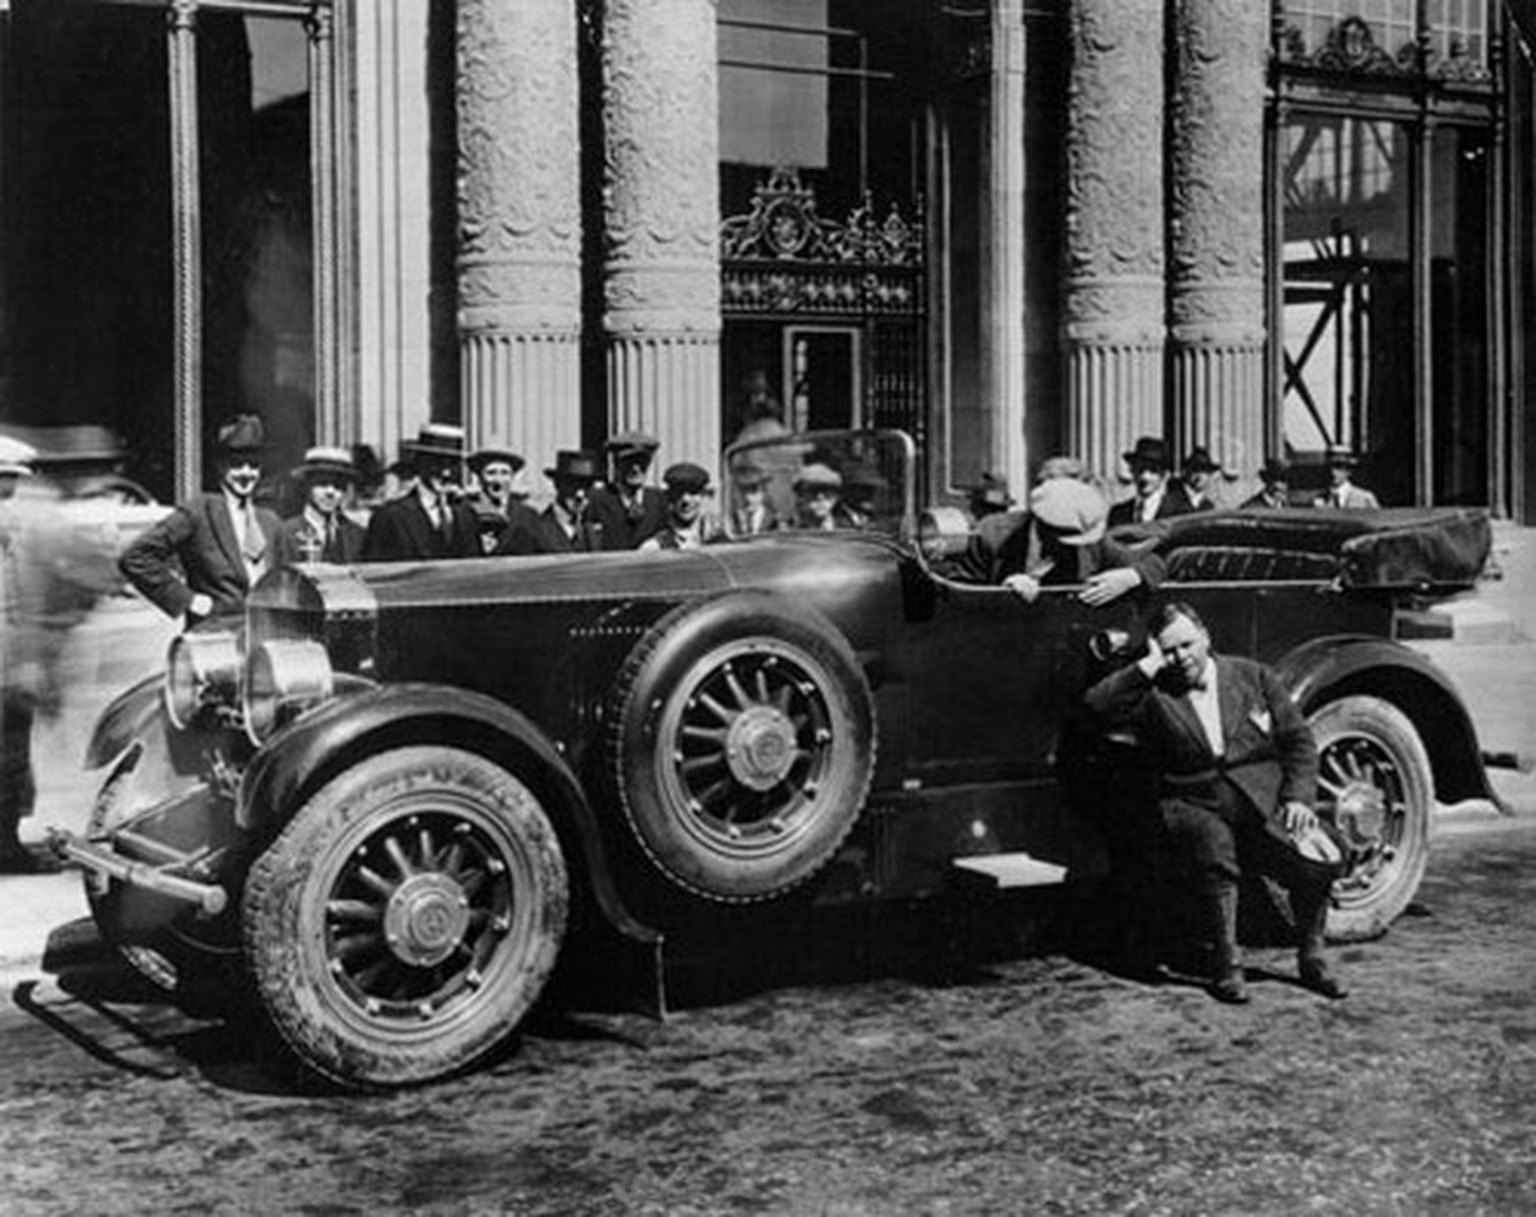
242, 746, 567, 1089
1308, 695, 1432, 942
609, 591, 876, 902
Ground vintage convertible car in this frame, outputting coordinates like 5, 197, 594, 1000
52, 429, 1499, 1088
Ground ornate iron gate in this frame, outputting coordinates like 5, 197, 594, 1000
720, 168, 927, 449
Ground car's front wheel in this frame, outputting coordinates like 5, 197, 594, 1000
242, 746, 568, 1089
1308, 695, 1433, 942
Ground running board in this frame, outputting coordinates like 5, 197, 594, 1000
951, 852, 1069, 890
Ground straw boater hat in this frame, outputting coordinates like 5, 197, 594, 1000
1030, 477, 1108, 546
295, 446, 357, 484
468, 446, 525, 474
0, 435, 37, 477
1324, 443, 1362, 468
401, 422, 466, 463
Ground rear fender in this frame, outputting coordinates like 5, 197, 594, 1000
1275, 635, 1500, 809
236, 682, 655, 945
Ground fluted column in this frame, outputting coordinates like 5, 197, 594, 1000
1062, 0, 1165, 486
1168, 0, 1268, 489
602, 0, 721, 470
457, 0, 582, 493
168, 0, 203, 501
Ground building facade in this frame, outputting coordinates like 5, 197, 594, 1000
2, 0, 1534, 517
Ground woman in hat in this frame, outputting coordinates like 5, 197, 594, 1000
361, 424, 483, 561
282, 446, 366, 564
120, 413, 296, 629
497, 450, 605, 555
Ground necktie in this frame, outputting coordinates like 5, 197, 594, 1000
240, 502, 266, 563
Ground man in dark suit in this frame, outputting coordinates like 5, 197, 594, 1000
282, 446, 366, 564
361, 423, 483, 561
1242, 457, 1292, 509
120, 414, 296, 631
497, 450, 605, 555
589, 431, 666, 549
1108, 436, 1196, 526
1177, 446, 1224, 511
1085, 601, 1347, 1004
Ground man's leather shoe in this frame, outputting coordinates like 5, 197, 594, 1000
1299, 961, 1348, 1000
1210, 970, 1250, 1005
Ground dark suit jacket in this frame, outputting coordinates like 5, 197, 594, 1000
361, 494, 482, 561
1085, 654, 1317, 848
120, 492, 294, 626
281, 511, 366, 565
943, 509, 1167, 591
496, 506, 604, 555
588, 485, 667, 550
1107, 483, 1197, 527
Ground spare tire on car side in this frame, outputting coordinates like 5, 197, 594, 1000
607, 590, 876, 902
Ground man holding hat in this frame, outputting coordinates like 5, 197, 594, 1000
282, 446, 365, 564
998, 473, 1166, 606
1314, 444, 1380, 509
1109, 436, 1196, 527
466, 446, 533, 554
590, 431, 666, 550
121, 413, 296, 629
640, 462, 721, 551
1243, 458, 1292, 510
362, 423, 482, 561
497, 450, 605, 555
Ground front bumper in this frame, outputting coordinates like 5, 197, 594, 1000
50, 821, 229, 918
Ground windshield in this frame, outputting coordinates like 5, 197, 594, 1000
722, 429, 914, 542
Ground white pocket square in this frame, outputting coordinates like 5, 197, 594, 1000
1249, 708, 1272, 734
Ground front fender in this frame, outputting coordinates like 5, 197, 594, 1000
1274, 634, 1499, 809
236, 682, 657, 945
85, 675, 165, 770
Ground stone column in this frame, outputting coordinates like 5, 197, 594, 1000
1061, 0, 1165, 487
602, 0, 721, 470
458, 0, 582, 492
1168, 0, 1268, 490
988, 0, 1028, 494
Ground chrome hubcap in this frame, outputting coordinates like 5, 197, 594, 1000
383, 873, 470, 968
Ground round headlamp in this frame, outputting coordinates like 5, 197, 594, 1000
918, 506, 974, 564
243, 639, 334, 745
164, 632, 242, 729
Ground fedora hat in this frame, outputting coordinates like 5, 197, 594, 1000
1122, 436, 1169, 470
1029, 477, 1108, 546
468, 447, 525, 474
215, 413, 266, 457
1323, 443, 1362, 468
546, 449, 602, 483
968, 471, 1014, 511
296, 445, 357, 483
1182, 446, 1222, 475
0, 435, 37, 477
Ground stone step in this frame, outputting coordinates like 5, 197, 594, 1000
1399, 598, 1519, 646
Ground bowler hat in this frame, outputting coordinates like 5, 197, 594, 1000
468, 447, 525, 474
1259, 457, 1291, 483
793, 463, 843, 492
1182, 446, 1221, 475
215, 414, 266, 457
546, 449, 602, 483
0, 435, 37, 477
662, 461, 713, 496
606, 431, 660, 465
1030, 477, 1108, 546
1122, 436, 1170, 470
296, 445, 357, 483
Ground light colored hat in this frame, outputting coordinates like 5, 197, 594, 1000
794, 463, 843, 492
0, 435, 37, 477
1029, 477, 1108, 546
296, 445, 358, 483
